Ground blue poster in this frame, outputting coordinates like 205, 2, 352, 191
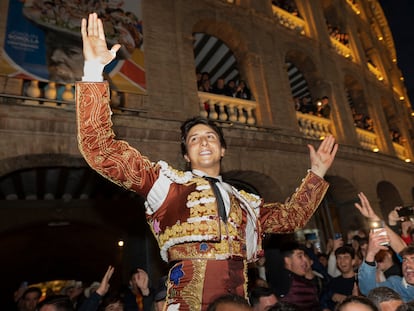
2, 0, 146, 93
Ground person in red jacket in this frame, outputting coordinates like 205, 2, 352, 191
76, 13, 338, 311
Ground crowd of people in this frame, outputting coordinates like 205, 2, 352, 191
351, 107, 375, 132
11, 193, 414, 311
294, 95, 331, 119
271, 0, 301, 18
197, 71, 252, 100
327, 23, 350, 47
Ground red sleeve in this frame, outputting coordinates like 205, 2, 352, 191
76, 82, 159, 196
260, 171, 329, 233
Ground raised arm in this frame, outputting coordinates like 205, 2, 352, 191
354, 192, 407, 254
76, 13, 159, 196
261, 136, 337, 232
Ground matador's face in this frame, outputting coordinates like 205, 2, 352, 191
183, 124, 225, 176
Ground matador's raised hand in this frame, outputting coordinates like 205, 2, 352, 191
308, 134, 338, 178
81, 13, 121, 65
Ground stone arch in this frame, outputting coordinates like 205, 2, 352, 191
193, 33, 240, 85
190, 13, 251, 78
285, 49, 325, 101
0, 156, 162, 298
192, 19, 248, 59
324, 175, 363, 235
190, 15, 258, 102
321, 0, 350, 39
343, 73, 372, 130
376, 181, 403, 219
0, 154, 85, 176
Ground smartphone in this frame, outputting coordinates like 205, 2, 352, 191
334, 233, 342, 240
398, 206, 414, 218
369, 220, 389, 246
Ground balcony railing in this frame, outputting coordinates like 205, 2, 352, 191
346, 0, 361, 15
198, 91, 257, 125
356, 127, 378, 151
330, 37, 353, 60
296, 111, 332, 140
0, 77, 147, 114
367, 62, 384, 81
271, 5, 306, 35
393, 142, 410, 162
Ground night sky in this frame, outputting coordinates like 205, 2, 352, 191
379, 1, 414, 106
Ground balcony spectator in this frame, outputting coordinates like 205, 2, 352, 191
198, 79, 213, 93
293, 97, 302, 111
196, 71, 202, 89
316, 96, 331, 119
301, 96, 316, 114
212, 78, 226, 95
224, 79, 236, 97
363, 116, 374, 132
272, 0, 301, 17
234, 80, 252, 100
391, 130, 402, 144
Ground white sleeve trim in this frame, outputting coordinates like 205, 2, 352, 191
81, 60, 105, 82
145, 170, 172, 215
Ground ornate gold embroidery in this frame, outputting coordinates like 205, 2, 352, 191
181, 260, 207, 311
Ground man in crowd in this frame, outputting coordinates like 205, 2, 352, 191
16, 287, 42, 311
249, 287, 278, 311
320, 245, 358, 310
367, 287, 403, 311
355, 192, 412, 301
274, 242, 320, 311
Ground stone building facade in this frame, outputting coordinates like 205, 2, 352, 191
1, 0, 414, 298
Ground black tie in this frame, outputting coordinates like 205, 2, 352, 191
204, 176, 227, 223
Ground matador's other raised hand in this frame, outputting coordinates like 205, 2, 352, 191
81, 13, 121, 65
308, 134, 338, 178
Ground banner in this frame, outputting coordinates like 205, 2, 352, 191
2, 0, 146, 94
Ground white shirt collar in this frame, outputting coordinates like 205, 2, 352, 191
402, 277, 414, 288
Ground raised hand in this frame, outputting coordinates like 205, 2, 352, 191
81, 13, 121, 64
365, 229, 389, 261
354, 192, 380, 221
134, 268, 150, 296
96, 265, 115, 296
308, 134, 338, 178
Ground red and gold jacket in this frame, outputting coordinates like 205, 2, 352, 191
76, 82, 329, 263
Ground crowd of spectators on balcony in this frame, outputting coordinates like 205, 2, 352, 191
196, 71, 252, 100
294, 95, 331, 119
391, 129, 404, 144
271, 0, 301, 18
327, 23, 350, 47
351, 107, 375, 132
